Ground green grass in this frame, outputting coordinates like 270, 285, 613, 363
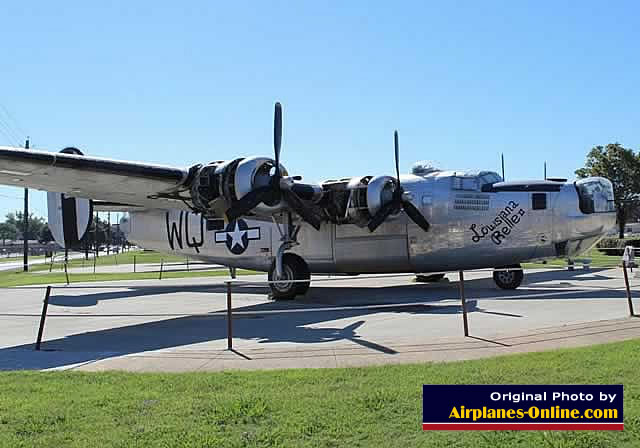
1, 250, 185, 266
0, 268, 260, 287
0, 250, 260, 286
34, 250, 187, 273
525, 248, 621, 269
0, 339, 638, 447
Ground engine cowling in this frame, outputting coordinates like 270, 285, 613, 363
366, 175, 397, 216
233, 156, 289, 215
343, 175, 397, 227
190, 156, 289, 217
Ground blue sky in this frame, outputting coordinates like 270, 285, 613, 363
1, 1, 638, 219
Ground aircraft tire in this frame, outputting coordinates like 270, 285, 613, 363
493, 265, 524, 289
268, 254, 310, 300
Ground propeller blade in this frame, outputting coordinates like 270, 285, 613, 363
282, 189, 322, 230
394, 130, 400, 182
225, 186, 273, 221
274, 102, 282, 179
403, 200, 430, 232
367, 200, 399, 232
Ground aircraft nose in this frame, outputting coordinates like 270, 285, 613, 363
568, 214, 613, 241
553, 179, 616, 257
573, 176, 617, 236
592, 213, 615, 237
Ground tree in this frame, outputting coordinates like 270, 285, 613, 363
80, 215, 108, 251
5, 212, 46, 241
575, 143, 640, 239
0, 222, 17, 246
39, 226, 53, 244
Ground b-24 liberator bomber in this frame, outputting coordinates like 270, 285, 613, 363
0, 103, 616, 298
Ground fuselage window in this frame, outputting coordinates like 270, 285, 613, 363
532, 193, 547, 210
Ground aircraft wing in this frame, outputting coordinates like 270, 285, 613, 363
0, 146, 195, 210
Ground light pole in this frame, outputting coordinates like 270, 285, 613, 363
22, 137, 29, 272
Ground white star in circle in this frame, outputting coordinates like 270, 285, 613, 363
228, 221, 247, 250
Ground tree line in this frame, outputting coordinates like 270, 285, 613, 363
0, 212, 125, 248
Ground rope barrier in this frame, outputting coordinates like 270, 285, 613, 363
7, 263, 634, 351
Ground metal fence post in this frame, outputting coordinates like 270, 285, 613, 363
133, 255, 136, 273
459, 270, 469, 336
226, 280, 233, 350
159, 259, 164, 280
35, 286, 52, 350
64, 262, 70, 285
622, 262, 635, 317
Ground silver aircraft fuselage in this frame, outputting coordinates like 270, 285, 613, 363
124, 173, 616, 274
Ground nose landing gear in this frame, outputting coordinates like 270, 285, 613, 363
493, 264, 524, 289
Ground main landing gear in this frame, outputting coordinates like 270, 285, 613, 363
268, 253, 310, 300
268, 213, 311, 300
493, 264, 524, 289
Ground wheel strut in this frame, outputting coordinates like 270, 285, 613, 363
272, 212, 300, 279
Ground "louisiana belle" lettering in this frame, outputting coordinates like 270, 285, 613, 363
470, 201, 526, 245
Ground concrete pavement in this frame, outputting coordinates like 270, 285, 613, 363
0, 267, 638, 372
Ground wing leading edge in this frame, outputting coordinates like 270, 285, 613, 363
0, 146, 194, 210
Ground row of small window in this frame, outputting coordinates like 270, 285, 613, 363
452, 193, 547, 210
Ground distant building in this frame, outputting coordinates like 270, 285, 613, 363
0, 240, 60, 257
624, 222, 640, 236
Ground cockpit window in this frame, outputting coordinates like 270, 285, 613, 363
575, 178, 615, 214
452, 176, 479, 191
452, 171, 502, 191
480, 172, 502, 186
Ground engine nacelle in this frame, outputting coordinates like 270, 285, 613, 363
366, 175, 396, 215
344, 175, 397, 226
190, 156, 288, 217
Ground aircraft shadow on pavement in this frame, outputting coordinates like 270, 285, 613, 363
3, 267, 632, 370
2, 295, 495, 371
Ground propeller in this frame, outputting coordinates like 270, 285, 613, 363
367, 131, 431, 233
274, 102, 282, 179
225, 103, 322, 230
